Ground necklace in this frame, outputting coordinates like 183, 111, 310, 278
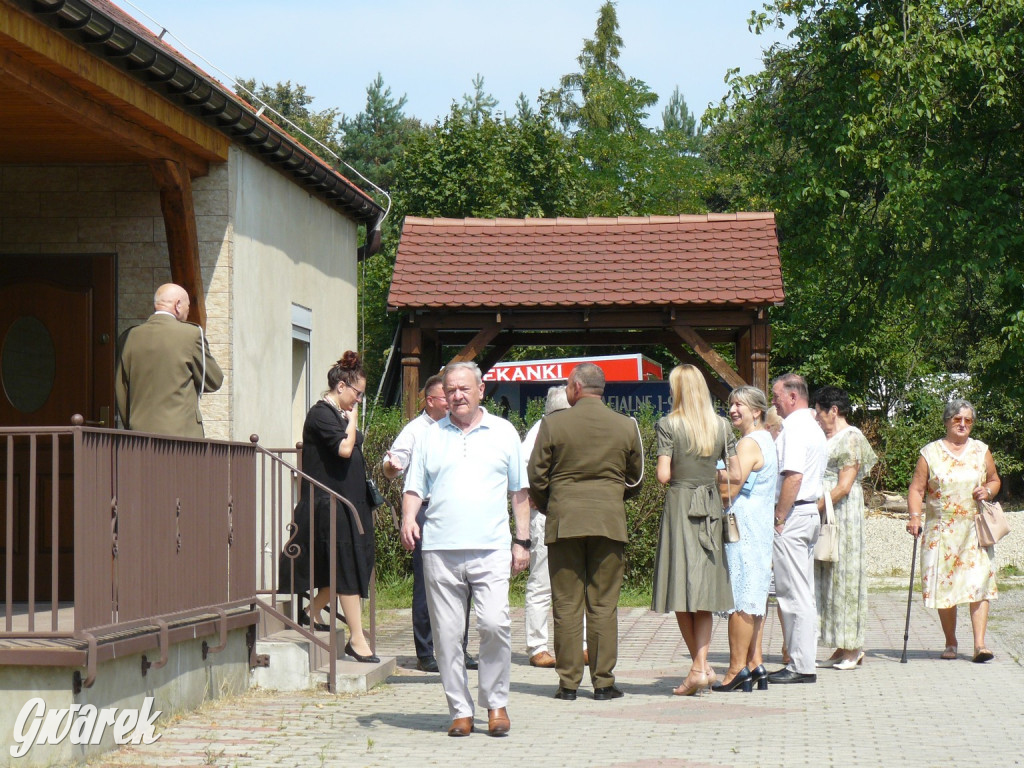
942, 437, 968, 454
323, 393, 344, 413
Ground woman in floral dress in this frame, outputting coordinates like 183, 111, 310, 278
812, 387, 877, 670
906, 399, 1001, 663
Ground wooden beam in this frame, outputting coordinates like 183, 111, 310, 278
448, 324, 501, 365
750, 316, 772, 393
477, 335, 515, 377
401, 326, 422, 421
736, 327, 753, 384
0, 46, 210, 177
415, 308, 758, 332
0, 3, 227, 164
150, 159, 206, 328
664, 342, 733, 405
672, 325, 748, 389
434, 329, 740, 347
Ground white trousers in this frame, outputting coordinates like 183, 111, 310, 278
423, 548, 511, 719
525, 510, 552, 656
772, 505, 820, 675
524, 512, 585, 657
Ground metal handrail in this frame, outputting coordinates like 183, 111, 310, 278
1, 422, 259, 688
250, 440, 376, 692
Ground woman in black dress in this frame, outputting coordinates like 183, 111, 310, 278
284, 351, 377, 662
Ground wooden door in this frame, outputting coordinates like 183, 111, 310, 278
0, 255, 115, 601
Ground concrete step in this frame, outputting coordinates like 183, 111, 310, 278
319, 656, 396, 694
252, 629, 394, 693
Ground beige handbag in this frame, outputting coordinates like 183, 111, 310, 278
814, 491, 839, 562
722, 429, 740, 543
976, 499, 1009, 547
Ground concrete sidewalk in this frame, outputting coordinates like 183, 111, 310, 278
96, 587, 1024, 768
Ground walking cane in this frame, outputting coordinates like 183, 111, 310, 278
900, 532, 920, 663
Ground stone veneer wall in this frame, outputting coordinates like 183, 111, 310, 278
0, 164, 232, 440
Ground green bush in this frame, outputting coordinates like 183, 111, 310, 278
872, 379, 1024, 494
622, 404, 664, 589
365, 377, 1024, 592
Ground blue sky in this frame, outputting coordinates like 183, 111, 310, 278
114, 0, 788, 129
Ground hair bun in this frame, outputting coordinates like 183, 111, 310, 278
339, 350, 361, 370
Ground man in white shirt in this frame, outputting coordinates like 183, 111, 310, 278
400, 362, 530, 737
520, 385, 571, 669
384, 374, 477, 673
768, 373, 827, 684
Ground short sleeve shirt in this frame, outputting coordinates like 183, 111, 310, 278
383, 411, 435, 475
776, 407, 827, 505
404, 408, 527, 550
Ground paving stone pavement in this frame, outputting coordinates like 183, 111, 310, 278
92, 583, 1024, 768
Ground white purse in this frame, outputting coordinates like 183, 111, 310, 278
813, 491, 839, 562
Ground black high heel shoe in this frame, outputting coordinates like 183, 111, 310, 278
711, 666, 753, 692
298, 611, 330, 632
749, 664, 769, 691
344, 641, 380, 664
298, 594, 348, 625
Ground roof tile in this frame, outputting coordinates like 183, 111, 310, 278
390, 214, 783, 309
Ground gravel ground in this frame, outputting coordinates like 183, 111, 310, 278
866, 506, 1024, 665
864, 507, 1024, 576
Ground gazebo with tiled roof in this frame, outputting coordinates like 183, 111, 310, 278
388, 213, 785, 417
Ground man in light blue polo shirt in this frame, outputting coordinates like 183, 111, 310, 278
400, 361, 530, 738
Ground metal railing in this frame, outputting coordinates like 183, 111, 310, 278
1, 422, 256, 688
252, 440, 376, 693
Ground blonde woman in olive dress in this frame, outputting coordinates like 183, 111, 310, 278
652, 365, 735, 695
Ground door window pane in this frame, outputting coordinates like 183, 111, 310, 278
2, 316, 56, 413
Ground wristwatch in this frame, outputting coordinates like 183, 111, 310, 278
513, 537, 532, 550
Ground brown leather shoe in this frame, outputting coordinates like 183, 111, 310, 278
529, 650, 556, 668
447, 717, 473, 737
487, 707, 510, 737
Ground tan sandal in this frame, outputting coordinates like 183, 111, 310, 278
972, 648, 993, 663
940, 645, 957, 660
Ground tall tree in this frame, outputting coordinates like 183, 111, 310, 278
461, 74, 499, 123
235, 79, 341, 156
339, 74, 422, 192
661, 86, 698, 137
544, 1, 659, 214
706, 0, 1024, 481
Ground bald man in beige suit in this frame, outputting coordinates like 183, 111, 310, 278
115, 283, 223, 438
528, 363, 643, 701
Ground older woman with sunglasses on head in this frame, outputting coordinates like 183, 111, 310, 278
907, 399, 1001, 663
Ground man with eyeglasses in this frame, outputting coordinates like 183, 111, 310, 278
383, 375, 477, 674
400, 362, 530, 737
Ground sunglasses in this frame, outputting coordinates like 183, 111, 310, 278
950, 416, 973, 426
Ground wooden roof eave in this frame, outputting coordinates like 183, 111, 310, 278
5, 0, 384, 228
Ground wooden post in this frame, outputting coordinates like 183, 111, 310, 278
401, 325, 422, 421
750, 312, 772, 393
150, 159, 206, 328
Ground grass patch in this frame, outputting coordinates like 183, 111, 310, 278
374, 576, 414, 610
376, 573, 653, 609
